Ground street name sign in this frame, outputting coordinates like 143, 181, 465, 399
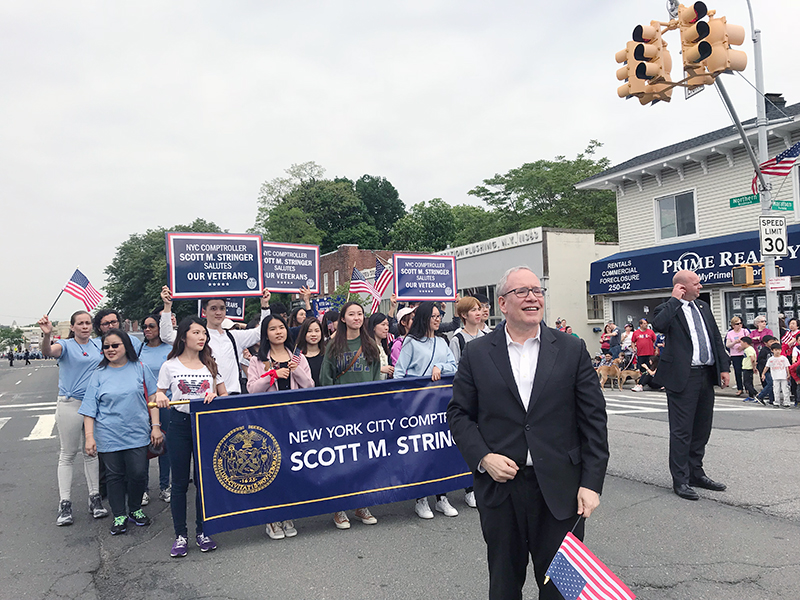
729, 194, 759, 208
771, 199, 794, 212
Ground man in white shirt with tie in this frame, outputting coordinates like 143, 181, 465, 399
653, 270, 730, 501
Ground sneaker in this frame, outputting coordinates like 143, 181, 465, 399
415, 498, 434, 519
282, 520, 297, 537
265, 522, 285, 539
465, 491, 477, 508
57, 500, 73, 526
88, 494, 108, 519
141, 491, 150, 506
110, 515, 128, 535
171, 535, 188, 558
128, 509, 151, 526
196, 533, 217, 552
435, 496, 459, 517
354, 507, 377, 525
631, 385, 643, 392
333, 511, 350, 529
159, 487, 171, 503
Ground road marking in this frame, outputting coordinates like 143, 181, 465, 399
15, 381, 21, 385
23, 414, 57, 440
0, 401, 58, 410
0, 417, 10, 431
0, 393, 4, 398
27, 373, 31, 377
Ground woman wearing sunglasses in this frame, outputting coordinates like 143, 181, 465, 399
79, 329, 162, 535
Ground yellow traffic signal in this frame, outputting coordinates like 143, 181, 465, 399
633, 23, 672, 83
731, 264, 755, 287
616, 41, 647, 98
705, 16, 747, 73
677, 1, 713, 88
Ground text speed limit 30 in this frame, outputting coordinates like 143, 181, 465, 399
759, 216, 789, 257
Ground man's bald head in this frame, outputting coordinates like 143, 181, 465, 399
672, 270, 702, 301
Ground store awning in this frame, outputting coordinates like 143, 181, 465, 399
590, 224, 800, 295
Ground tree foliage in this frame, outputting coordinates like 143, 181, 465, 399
0, 326, 25, 350
468, 140, 618, 242
354, 175, 405, 246
104, 218, 225, 323
390, 199, 457, 253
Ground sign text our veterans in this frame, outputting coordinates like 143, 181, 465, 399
166, 232, 264, 299
393, 253, 457, 301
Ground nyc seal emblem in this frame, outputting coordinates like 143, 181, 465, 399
213, 425, 281, 494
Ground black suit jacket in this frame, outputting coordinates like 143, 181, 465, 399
447, 324, 609, 521
651, 297, 730, 393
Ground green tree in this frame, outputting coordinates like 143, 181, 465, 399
0, 326, 25, 350
260, 204, 324, 247
104, 218, 225, 323
450, 205, 502, 248
389, 199, 456, 252
354, 175, 405, 246
468, 140, 618, 242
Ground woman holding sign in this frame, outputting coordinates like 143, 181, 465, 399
154, 317, 227, 558
247, 314, 313, 540
393, 301, 459, 520
320, 302, 382, 530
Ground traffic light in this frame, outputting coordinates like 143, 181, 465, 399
704, 16, 747, 73
677, 2, 715, 88
616, 22, 673, 103
616, 41, 647, 98
732, 264, 755, 287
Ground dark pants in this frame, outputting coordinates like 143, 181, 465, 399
666, 367, 715, 486
145, 407, 171, 491
638, 355, 653, 374
758, 371, 774, 403
743, 369, 758, 398
639, 372, 660, 390
168, 409, 203, 538
478, 468, 584, 600
730, 355, 744, 391
100, 446, 148, 518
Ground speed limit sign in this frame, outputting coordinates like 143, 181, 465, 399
759, 215, 788, 257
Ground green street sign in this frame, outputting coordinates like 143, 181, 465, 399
772, 200, 794, 211
729, 194, 759, 208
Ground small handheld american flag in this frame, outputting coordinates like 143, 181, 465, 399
289, 347, 302, 367
63, 269, 103, 312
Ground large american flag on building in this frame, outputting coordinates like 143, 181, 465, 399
752, 141, 800, 194
63, 269, 103, 312
545, 532, 636, 600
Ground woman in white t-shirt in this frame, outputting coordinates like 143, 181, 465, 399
155, 316, 227, 558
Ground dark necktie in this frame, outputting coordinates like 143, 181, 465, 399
690, 301, 710, 364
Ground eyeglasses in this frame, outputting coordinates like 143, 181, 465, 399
100, 319, 119, 327
502, 286, 546, 298
430, 314, 442, 320
142, 323, 158, 330
102, 343, 122, 350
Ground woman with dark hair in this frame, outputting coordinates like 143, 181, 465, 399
38, 311, 108, 526
393, 301, 458, 519
368, 312, 394, 379
320, 310, 339, 343
320, 302, 381, 530
246, 314, 313, 540
288, 307, 307, 329
139, 314, 173, 504
79, 329, 162, 535
155, 316, 227, 558
295, 317, 326, 386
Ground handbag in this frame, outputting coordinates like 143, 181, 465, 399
141, 363, 166, 460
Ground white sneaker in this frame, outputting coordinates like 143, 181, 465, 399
435, 496, 459, 517
464, 491, 477, 508
415, 498, 434, 519
632, 385, 643, 392
265, 522, 285, 539
159, 487, 171, 503
281, 520, 297, 537
333, 511, 350, 529
141, 491, 150, 506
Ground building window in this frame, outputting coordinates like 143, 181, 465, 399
334, 270, 339, 289
323, 273, 329, 294
586, 282, 603, 321
656, 190, 696, 240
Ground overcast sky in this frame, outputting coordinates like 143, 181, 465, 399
2, 0, 798, 326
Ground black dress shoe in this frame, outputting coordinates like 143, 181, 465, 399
673, 484, 699, 500
689, 475, 726, 491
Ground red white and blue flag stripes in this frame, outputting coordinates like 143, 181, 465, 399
752, 141, 800, 194
63, 269, 103, 312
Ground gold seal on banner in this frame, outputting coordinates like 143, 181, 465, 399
213, 425, 281, 494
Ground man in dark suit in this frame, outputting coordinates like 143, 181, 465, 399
447, 266, 608, 600
652, 269, 730, 501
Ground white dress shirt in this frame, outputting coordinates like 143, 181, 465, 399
505, 325, 541, 466
679, 299, 715, 366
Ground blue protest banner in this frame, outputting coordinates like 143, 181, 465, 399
262, 241, 320, 293
312, 295, 347, 319
191, 376, 470, 535
166, 232, 263, 299
197, 297, 246, 321
393, 253, 457, 302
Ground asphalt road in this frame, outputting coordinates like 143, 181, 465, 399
1, 361, 799, 599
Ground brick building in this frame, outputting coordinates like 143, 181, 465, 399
319, 244, 393, 296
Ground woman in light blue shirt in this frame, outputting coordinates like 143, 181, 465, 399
393, 302, 458, 520
80, 329, 162, 536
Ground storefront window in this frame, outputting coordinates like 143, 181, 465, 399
459, 285, 497, 323
725, 290, 798, 329
586, 282, 603, 320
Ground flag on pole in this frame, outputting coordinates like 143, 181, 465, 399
374, 258, 393, 296
289, 346, 302, 367
350, 267, 379, 297
544, 532, 636, 600
63, 269, 103, 312
751, 141, 800, 194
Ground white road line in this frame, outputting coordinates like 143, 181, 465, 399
27, 373, 31, 377
15, 381, 21, 385
23, 414, 57, 440
0, 401, 59, 410
0, 417, 10, 431
0, 393, 4, 398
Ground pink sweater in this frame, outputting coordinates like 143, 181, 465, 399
246, 352, 314, 393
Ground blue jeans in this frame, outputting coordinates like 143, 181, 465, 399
101, 446, 148, 518
145, 407, 171, 491
168, 409, 203, 537
758, 371, 775, 403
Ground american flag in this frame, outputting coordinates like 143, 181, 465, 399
371, 258, 393, 315
290, 346, 302, 367
751, 141, 800, 194
350, 267, 379, 297
63, 269, 103, 311
545, 532, 636, 600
